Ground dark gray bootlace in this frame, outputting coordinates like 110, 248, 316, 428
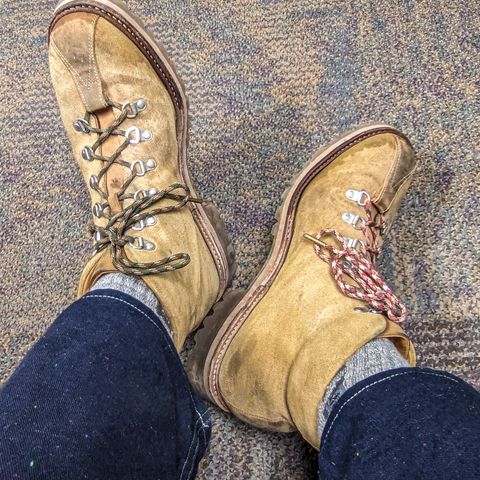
74, 99, 202, 275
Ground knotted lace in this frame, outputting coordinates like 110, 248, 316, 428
77, 99, 201, 275
305, 199, 407, 323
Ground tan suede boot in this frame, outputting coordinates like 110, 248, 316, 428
48, 0, 234, 350
188, 125, 417, 449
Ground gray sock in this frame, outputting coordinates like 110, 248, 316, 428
90, 272, 172, 337
317, 337, 410, 438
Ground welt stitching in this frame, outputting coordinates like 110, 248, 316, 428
191, 209, 225, 289
50, 39, 90, 109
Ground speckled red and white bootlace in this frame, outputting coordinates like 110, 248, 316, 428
305, 201, 407, 323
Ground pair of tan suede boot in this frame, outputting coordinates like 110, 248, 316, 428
49, 0, 416, 449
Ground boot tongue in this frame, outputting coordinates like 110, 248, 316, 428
96, 107, 126, 216
107, 192, 122, 215
362, 201, 385, 263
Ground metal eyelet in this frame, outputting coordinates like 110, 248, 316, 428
345, 189, 370, 206
125, 126, 153, 145
131, 159, 157, 177
343, 237, 365, 249
342, 212, 366, 230
89, 175, 99, 189
122, 99, 147, 119
145, 159, 156, 170
132, 215, 157, 231
93, 203, 105, 218
133, 190, 146, 201
73, 118, 90, 133
93, 231, 104, 242
128, 237, 155, 250
134, 188, 159, 201
81, 146, 94, 161
136, 98, 147, 111
141, 129, 153, 141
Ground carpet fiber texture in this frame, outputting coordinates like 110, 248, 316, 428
1, 0, 479, 478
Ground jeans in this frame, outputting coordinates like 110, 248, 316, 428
1, 290, 479, 479
0, 290, 210, 480
319, 368, 480, 479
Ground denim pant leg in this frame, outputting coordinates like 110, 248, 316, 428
0, 289, 211, 480
318, 367, 480, 480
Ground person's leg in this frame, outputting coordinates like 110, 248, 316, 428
21, 0, 236, 476
186, 126, 417, 449
317, 365, 480, 480
185, 125, 480, 480
317, 337, 410, 434
0, 280, 210, 480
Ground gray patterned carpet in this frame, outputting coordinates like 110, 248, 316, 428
1, 0, 479, 478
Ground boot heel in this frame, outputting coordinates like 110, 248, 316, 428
187, 289, 245, 401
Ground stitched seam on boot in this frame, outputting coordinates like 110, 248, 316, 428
85, 16, 95, 97
53, 4, 181, 109
322, 371, 461, 447
88, 15, 106, 109
191, 208, 225, 297
50, 16, 104, 112
50, 38, 90, 110
374, 135, 401, 202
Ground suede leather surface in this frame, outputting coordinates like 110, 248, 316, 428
49, 14, 219, 350
373, 135, 416, 214
49, 35, 108, 228
220, 133, 416, 448
3, 1, 480, 477
49, 13, 108, 112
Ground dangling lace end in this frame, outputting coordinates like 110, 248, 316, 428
305, 229, 407, 324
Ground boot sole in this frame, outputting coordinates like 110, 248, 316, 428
187, 124, 412, 409
50, 0, 236, 301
